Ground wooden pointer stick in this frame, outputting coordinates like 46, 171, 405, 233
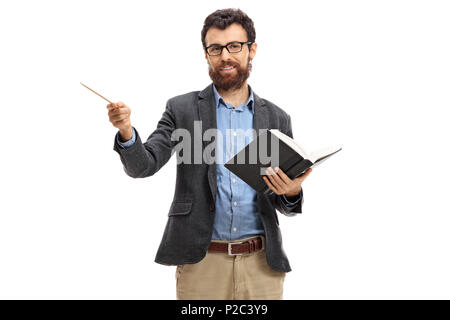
80, 82, 113, 104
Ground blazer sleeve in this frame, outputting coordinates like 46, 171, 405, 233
269, 114, 304, 216
116, 127, 136, 148
113, 99, 176, 178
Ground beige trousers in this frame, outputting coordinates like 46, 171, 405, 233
175, 235, 286, 300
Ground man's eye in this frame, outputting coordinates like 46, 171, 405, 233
210, 47, 220, 51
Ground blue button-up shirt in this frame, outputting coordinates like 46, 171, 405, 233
211, 84, 265, 240
116, 83, 301, 241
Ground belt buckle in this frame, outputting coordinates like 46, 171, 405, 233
228, 240, 245, 256
227, 236, 265, 256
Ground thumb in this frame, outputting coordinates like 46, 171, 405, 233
296, 168, 312, 182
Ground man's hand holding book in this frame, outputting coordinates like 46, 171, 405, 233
263, 167, 313, 197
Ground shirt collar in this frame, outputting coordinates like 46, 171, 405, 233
212, 83, 254, 114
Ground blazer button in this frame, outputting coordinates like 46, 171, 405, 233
209, 203, 215, 212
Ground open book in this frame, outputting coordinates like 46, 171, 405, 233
224, 129, 342, 194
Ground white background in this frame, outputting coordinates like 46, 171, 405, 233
1, 0, 449, 299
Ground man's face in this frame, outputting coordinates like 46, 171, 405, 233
204, 22, 257, 91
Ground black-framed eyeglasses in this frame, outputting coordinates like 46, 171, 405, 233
205, 41, 253, 56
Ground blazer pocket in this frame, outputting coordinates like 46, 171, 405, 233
168, 200, 193, 216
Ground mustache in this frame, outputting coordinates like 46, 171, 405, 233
208, 58, 252, 91
219, 62, 239, 68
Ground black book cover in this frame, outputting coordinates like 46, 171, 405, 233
224, 129, 341, 194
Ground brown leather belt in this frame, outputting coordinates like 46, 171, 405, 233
208, 236, 265, 255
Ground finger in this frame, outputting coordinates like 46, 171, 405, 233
274, 167, 291, 184
110, 108, 129, 117
110, 113, 128, 121
263, 176, 279, 195
266, 168, 284, 192
107, 103, 118, 110
268, 167, 286, 189
115, 118, 129, 125
109, 108, 127, 117
265, 166, 279, 177
110, 108, 125, 115
300, 168, 313, 179
111, 102, 123, 109
295, 168, 313, 183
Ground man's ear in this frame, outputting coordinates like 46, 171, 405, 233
249, 42, 257, 59
204, 53, 212, 67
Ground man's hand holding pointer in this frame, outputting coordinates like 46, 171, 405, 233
107, 102, 133, 141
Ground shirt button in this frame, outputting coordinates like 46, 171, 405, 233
232, 178, 236, 183
233, 201, 237, 206
233, 227, 237, 232
233, 131, 237, 136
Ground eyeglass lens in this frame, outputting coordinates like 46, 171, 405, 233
208, 42, 243, 55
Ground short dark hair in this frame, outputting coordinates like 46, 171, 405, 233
201, 8, 256, 50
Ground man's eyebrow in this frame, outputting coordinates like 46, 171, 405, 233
206, 41, 242, 47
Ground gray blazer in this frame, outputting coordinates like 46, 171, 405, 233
113, 83, 304, 272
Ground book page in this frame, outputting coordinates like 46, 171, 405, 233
309, 146, 342, 163
269, 129, 308, 158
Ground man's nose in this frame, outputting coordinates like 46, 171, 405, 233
220, 47, 232, 60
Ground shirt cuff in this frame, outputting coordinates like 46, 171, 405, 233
281, 192, 302, 206
117, 128, 136, 148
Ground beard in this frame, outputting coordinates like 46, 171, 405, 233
208, 57, 252, 91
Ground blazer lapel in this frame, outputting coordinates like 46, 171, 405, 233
252, 90, 268, 138
197, 83, 268, 204
252, 90, 270, 209
198, 84, 217, 203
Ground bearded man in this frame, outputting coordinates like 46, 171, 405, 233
107, 8, 312, 300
